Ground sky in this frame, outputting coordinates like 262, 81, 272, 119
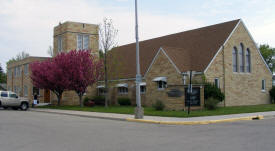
1, 0, 275, 72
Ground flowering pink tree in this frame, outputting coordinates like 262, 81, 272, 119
64, 50, 103, 107
31, 50, 103, 107
30, 58, 70, 106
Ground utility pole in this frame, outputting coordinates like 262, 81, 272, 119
188, 70, 193, 115
134, 0, 144, 119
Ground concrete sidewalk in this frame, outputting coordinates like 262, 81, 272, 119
31, 108, 275, 125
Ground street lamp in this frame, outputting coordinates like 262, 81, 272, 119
134, 0, 144, 119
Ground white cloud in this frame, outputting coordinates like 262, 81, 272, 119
115, 0, 129, 2
0, 0, 204, 71
1, 0, 275, 72
249, 19, 275, 46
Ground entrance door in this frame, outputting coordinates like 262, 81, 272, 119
185, 88, 200, 106
44, 89, 50, 103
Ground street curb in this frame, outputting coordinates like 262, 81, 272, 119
126, 115, 264, 125
31, 109, 265, 125
31, 109, 126, 121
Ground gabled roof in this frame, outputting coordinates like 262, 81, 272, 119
107, 19, 240, 79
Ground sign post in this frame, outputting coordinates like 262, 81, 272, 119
188, 70, 193, 115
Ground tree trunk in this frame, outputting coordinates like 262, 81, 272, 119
79, 94, 83, 107
57, 94, 62, 106
104, 50, 109, 108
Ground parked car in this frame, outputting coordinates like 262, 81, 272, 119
0, 91, 29, 110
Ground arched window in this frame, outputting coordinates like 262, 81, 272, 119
246, 48, 251, 72
239, 43, 245, 72
232, 47, 238, 72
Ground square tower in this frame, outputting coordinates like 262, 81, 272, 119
53, 21, 99, 57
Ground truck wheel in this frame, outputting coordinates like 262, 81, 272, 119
20, 102, 28, 111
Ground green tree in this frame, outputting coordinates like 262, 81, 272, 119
6, 51, 30, 66
259, 44, 275, 72
99, 50, 104, 59
0, 64, 7, 83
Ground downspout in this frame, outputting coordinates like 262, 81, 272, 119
222, 45, 226, 107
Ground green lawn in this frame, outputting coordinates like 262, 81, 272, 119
38, 104, 275, 118
39, 104, 275, 117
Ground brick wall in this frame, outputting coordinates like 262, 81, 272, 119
7, 57, 50, 104
205, 21, 272, 106
145, 49, 204, 110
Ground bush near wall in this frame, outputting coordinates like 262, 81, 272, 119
83, 96, 95, 107
204, 82, 225, 102
93, 96, 105, 105
269, 86, 275, 104
118, 97, 131, 106
205, 97, 219, 110
153, 100, 165, 111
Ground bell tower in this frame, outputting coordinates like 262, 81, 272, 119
53, 21, 99, 57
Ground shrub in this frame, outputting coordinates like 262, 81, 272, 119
269, 86, 275, 104
83, 97, 95, 107
93, 96, 105, 105
204, 82, 225, 102
205, 97, 219, 110
83, 96, 91, 104
84, 100, 95, 107
153, 100, 165, 111
118, 97, 131, 106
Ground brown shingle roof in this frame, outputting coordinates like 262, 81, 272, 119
107, 19, 240, 79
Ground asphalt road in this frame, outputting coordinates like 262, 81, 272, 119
0, 110, 275, 151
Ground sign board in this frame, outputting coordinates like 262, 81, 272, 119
167, 89, 183, 97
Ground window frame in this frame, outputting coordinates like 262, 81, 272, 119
262, 79, 266, 91
157, 81, 167, 90
16, 66, 21, 77
98, 88, 106, 96
214, 78, 220, 88
118, 87, 128, 94
24, 64, 29, 75
13, 68, 16, 77
57, 35, 62, 52
8, 69, 12, 79
33, 87, 40, 95
77, 34, 90, 50
140, 85, 146, 94
239, 43, 245, 72
232, 47, 238, 72
246, 48, 251, 73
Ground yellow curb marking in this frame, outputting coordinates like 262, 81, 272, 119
126, 115, 264, 125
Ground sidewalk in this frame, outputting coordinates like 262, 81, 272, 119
30, 108, 275, 125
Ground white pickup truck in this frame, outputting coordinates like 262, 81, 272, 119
0, 91, 29, 110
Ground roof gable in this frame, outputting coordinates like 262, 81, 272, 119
107, 19, 240, 79
144, 47, 181, 77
